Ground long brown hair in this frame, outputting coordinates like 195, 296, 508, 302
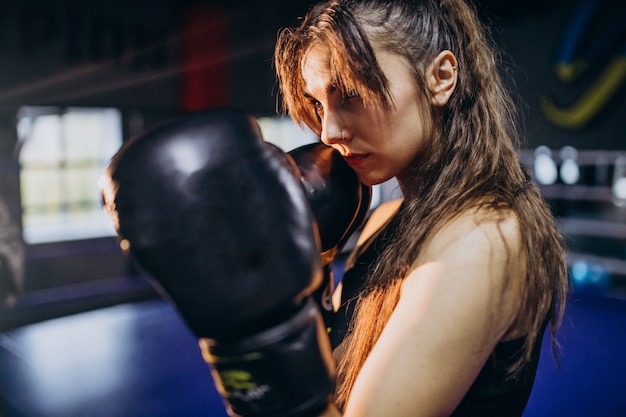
275, 0, 568, 410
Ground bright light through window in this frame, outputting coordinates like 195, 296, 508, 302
17, 106, 123, 244
256, 115, 318, 151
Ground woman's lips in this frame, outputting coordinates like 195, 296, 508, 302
343, 153, 368, 168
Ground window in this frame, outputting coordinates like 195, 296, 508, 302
17, 106, 123, 244
256, 115, 318, 151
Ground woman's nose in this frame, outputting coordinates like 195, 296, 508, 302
320, 112, 344, 146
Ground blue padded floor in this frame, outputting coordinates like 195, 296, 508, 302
524, 293, 626, 416
0, 290, 625, 416
0, 299, 229, 417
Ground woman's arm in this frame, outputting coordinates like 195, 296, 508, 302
342, 209, 524, 417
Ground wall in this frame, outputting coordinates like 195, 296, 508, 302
0, 0, 624, 300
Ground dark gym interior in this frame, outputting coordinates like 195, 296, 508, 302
0, 0, 625, 416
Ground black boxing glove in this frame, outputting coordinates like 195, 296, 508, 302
289, 143, 371, 326
100, 108, 334, 417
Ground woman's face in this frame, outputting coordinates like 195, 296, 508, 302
301, 43, 431, 186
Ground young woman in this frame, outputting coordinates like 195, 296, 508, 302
274, 0, 569, 416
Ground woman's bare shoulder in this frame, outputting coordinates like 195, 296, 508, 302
418, 205, 522, 265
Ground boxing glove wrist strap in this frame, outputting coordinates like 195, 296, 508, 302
199, 298, 335, 417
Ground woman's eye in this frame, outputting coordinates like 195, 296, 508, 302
311, 100, 323, 115
308, 99, 323, 122
345, 90, 359, 99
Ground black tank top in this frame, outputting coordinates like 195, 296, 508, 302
329, 209, 547, 417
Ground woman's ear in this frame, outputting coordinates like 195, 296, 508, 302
426, 50, 458, 107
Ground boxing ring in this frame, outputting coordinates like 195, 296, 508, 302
0, 259, 625, 417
